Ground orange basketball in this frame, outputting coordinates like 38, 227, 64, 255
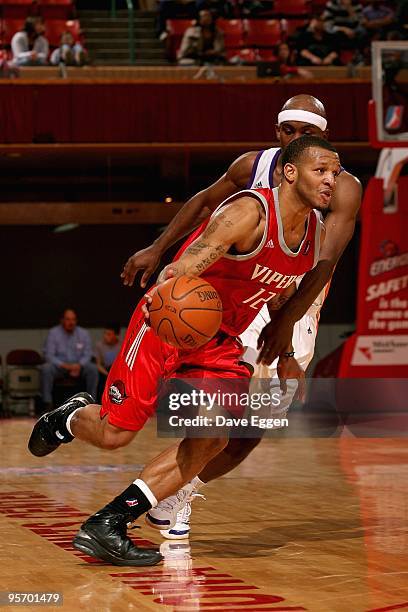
149, 275, 223, 349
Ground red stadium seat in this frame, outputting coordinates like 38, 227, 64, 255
1, 0, 35, 4
244, 19, 282, 47
217, 19, 245, 48
2, 5, 37, 19
281, 18, 308, 39
45, 18, 80, 45
273, 0, 311, 15
257, 48, 278, 61
40, 0, 72, 4
166, 19, 195, 61
226, 47, 259, 63
166, 18, 195, 36
3, 19, 25, 44
40, 0, 73, 19
339, 49, 355, 65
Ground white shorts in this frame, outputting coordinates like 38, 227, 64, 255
239, 304, 319, 418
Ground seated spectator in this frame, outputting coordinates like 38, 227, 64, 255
275, 42, 314, 77
322, 0, 366, 49
295, 16, 340, 66
178, 10, 226, 65
11, 17, 49, 67
40, 308, 98, 410
50, 32, 87, 66
95, 323, 121, 401
361, 1, 395, 40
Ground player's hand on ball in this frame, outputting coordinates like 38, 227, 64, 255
142, 293, 153, 323
157, 265, 178, 285
277, 356, 306, 401
121, 244, 162, 288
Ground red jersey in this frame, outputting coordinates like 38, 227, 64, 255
175, 187, 323, 336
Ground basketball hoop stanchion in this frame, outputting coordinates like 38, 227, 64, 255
313, 90, 408, 381
368, 100, 408, 150
368, 100, 408, 206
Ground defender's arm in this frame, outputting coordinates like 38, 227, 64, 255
157, 196, 261, 282
121, 152, 256, 287
258, 172, 361, 365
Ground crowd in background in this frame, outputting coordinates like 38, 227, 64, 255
9, 16, 87, 67
158, 0, 408, 67
40, 309, 121, 412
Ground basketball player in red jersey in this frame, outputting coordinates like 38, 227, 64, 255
122, 94, 362, 540
29, 136, 340, 566
121, 94, 362, 366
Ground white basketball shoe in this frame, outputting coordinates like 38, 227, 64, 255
159, 500, 192, 540
146, 485, 204, 539
145, 483, 194, 532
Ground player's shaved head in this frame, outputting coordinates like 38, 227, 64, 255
281, 95, 326, 119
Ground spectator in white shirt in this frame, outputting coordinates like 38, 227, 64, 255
11, 17, 49, 67
50, 31, 87, 66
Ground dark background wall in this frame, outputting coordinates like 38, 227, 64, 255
2, 223, 358, 329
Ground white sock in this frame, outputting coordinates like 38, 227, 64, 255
190, 475, 206, 491
134, 478, 158, 508
65, 408, 81, 437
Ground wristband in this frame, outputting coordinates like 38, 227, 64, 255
283, 351, 295, 358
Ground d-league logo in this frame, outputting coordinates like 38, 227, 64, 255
108, 380, 128, 405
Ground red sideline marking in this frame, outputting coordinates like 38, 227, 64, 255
367, 604, 408, 612
0, 491, 306, 611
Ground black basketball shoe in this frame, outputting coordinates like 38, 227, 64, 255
28, 392, 94, 457
73, 509, 163, 566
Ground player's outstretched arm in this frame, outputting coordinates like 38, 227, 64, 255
156, 196, 261, 283
121, 152, 256, 288
257, 171, 362, 365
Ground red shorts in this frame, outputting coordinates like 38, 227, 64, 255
100, 299, 251, 431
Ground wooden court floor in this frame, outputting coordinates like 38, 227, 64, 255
1, 417, 407, 612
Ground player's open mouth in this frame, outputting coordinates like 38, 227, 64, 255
320, 190, 332, 203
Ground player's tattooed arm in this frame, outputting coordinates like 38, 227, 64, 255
156, 196, 261, 283
121, 152, 256, 288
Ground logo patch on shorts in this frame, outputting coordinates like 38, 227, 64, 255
109, 380, 128, 405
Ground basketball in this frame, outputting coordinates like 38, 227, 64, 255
148, 275, 223, 349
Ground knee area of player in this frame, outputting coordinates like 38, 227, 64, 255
99, 424, 135, 450
182, 436, 228, 455
224, 437, 262, 461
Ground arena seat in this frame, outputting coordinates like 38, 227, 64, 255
45, 18, 80, 45
339, 49, 355, 65
3, 19, 25, 44
217, 19, 245, 48
40, 0, 73, 20
226, 47, 259, 64
281, 18, 308, 39
256, 48, 279, 61
244, 19, 282, 48
1, 0, 72, 19
3, 16, 79, 46
4, 349, 42, 416
1, 0, 36, 13
166, 19, 195, 61
273, 0, 311, 16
